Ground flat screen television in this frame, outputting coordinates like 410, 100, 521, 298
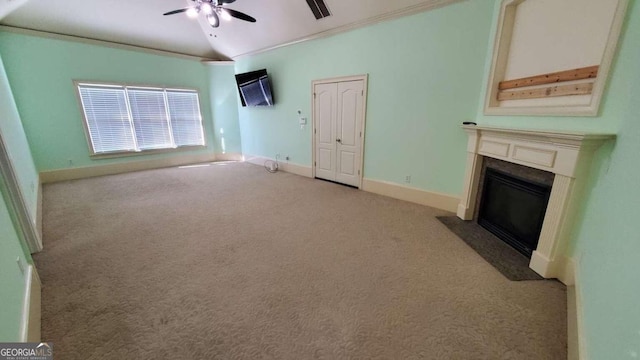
235, 69, 274, 107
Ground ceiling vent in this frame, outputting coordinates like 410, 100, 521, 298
305, 0, 331, 20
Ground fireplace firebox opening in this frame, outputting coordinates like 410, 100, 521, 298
478, 168, 552, 258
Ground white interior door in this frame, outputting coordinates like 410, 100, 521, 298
314, 83, 337, 181
314, 79, 365, 187
335, 81, 364, 187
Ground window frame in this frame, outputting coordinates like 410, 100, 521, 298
73, 80, 207, 158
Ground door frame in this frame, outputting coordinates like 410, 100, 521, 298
0, 131, 42, 253
311, 74, 368, 189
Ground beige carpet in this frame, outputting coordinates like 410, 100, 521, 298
36, 162, 567, 359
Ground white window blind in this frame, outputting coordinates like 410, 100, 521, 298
78, 86, 137, 153
166, 90, 205, 147
127, 88, 173, 150
77, 83, 205, 155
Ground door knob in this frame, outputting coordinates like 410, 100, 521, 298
336, 138, 342, 143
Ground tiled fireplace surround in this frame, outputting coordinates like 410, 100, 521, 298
457, 126, 614, 285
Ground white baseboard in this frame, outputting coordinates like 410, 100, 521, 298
457, 203, 475, 220
529, 251, 554, 278
35, 179, 43, 245
531, 255, 580, 359
242, 156, 459, 213
361, 178, 459, 213
215, 152, 244, 162
529, 252, 575, 285
243, 154, 313, 178
19, 265, 41, 342
567, 286, 579, 360
40, 153, 217, 183
567, 261, 589, 360
561, 257, 576, 286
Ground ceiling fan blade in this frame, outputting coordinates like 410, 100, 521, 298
217, 0, 236, 3
224, 8, 256, 23
163, 8, 191, 16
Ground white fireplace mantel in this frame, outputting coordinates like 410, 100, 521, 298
458, 125, 615, 284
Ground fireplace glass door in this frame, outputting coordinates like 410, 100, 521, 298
478, 168, 552, 257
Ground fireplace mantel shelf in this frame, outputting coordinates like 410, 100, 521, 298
458, 125, 615, 284
462, 125, 616, 144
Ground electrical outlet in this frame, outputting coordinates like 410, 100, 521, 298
405, 175, 412, 183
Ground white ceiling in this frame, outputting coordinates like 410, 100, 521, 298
0, 0, 462, 60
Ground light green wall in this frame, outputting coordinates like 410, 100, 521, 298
574, 88, 640, 359
208, 64, 242, 154
475, 0, 640, 358
0, 175, 30, 341
0, 31, 220, 171
0, 54, 36, 342
0, 54, 39, 222
563, 3, 640, 358
235, 0, 495, 195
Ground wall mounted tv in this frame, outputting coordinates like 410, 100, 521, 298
235, 69, 275, 107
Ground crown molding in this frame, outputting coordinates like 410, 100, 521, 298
0, 25, 220, 62
201, 60, 235, 66
231, 0, 467, 59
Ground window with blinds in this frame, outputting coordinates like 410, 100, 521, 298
77, 82, 205, 155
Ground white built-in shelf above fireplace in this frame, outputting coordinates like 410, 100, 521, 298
458, 125, 615, 284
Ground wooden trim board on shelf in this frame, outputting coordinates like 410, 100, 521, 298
496, 66, 597, 101
497, 82, 594, 101
498, 65, 599, 90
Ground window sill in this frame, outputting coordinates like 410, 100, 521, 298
89, 145, 208, 160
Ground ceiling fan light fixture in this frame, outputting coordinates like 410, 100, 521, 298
163, 0, 255, 27
202, 3, 213, 15
186, 7, 199, 18
207, 13, 220, 27
219, 8, 232, 21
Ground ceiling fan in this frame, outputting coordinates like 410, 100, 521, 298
163, 0, 256, 28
